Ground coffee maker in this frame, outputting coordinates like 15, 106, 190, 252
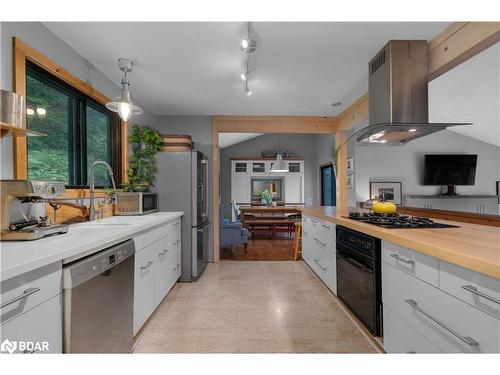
1, 180, 69, 240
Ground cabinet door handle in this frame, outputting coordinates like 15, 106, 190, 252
1, 287, 41, 309
140, 261, 154, 271
321, 224, 331, 229
159, 249, 169, 257
314, 238, 327, 247
173, 263, 180, 271
390, 253, 415, 265
461, 284, 500, 304
405, 299, 479, 346
314, 259, 327, 271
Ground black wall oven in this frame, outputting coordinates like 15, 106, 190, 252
336, 225, 382, 336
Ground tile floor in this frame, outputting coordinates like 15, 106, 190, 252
133, 261, 379, 353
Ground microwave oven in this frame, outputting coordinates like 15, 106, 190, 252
114, 192, 158, 215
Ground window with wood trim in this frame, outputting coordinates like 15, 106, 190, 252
26, 62, 122, 187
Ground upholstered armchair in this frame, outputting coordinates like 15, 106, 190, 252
219, 202, 249, 252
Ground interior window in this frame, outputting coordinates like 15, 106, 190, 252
26, 62, 120, 187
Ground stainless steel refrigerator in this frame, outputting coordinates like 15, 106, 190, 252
155, 150, 209, 281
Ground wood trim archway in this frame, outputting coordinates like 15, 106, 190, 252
212, 116, 337, 261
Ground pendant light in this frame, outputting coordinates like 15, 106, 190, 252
106, 58, 143, 122
270, 134, 288, 173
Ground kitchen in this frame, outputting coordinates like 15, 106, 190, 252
0, 5, 499, 374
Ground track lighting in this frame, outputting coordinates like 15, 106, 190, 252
240, 22, 257, 97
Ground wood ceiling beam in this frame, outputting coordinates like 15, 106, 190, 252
213, 116, 337, 134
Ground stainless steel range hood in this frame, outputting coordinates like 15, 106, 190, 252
356, 40, 471, 146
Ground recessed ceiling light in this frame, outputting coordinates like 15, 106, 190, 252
331, 102, 342, 107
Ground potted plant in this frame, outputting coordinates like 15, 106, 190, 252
257, 189, 273, 207
126, 124, 163, 192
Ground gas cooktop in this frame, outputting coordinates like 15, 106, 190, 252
345, 212, 459, 229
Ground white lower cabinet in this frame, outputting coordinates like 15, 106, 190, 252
301, 215, 336, 294
133, 220, 182, 335
0, 294, 63, 354
134, 241, 157, 334
383, 305, 442, 353
383, 260, 500, 353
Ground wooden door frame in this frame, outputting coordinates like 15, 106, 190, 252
212, 116, 337, 261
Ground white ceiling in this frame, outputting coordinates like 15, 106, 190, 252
429, 42, 500, 147
218, 132, 263, 148
44, 22, 449, 116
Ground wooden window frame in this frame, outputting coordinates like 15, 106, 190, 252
12, 37, 128, 188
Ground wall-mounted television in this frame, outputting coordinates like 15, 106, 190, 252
423, 154, 477, 186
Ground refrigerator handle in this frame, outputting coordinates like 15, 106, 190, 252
201, 159, 209, 219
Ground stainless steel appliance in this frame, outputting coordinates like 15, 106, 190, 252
62, 240, 135, 353
155, 150, 209, 281
346, 212, 459, 229
0, 180, 68, 241
356, 40, 471, 145
114, 192, 158, 215
336, 225, 382, 336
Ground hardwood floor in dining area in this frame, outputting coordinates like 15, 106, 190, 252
221, 233, 297, 261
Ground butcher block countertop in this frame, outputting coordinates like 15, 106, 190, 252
298, 206, 500, 280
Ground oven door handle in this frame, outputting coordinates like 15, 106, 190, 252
336, 252, 373, 273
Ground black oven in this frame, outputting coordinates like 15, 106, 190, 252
336, 225, 382, 336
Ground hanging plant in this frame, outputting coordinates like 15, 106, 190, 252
125, 124, 163, 192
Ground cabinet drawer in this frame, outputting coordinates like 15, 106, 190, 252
439, 261, 500, 320
310, 244, 335, 293
301, 228, 313, 262
382, 241, 438, 287
134, 224, 169, 251
0, 294, 62, 354
383, 305, 442, 353
383, 262, 500, 353
1, 262, 61, 325
133, 242, 156, 335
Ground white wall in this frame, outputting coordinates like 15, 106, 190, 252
353, 129, 500, 204
0, 22, 156, 179
220, 134, 319, 217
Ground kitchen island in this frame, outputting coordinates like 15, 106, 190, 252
299, 206, 500, 279
298, 206, 500, 353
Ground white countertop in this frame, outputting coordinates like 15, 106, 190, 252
0, 212, 183, 281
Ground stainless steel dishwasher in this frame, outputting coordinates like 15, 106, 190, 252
62, 240, 135, 353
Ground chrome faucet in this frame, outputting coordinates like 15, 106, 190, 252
89, 160, 116, 221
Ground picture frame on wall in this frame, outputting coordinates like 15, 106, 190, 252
347, 157, 354, 173
347, 174, 354, 188
369, 181, 402, 205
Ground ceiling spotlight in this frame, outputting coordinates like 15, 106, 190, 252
240, 72, 248, 82
244, 86, 252, 96
241, 38, 257, 54
331, 102, 342, 107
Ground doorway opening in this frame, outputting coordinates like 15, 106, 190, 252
320, 163, 336, 206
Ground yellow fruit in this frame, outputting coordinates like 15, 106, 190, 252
372, 200, 397, 214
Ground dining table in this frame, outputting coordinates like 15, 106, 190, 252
239, 205, 303, 238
